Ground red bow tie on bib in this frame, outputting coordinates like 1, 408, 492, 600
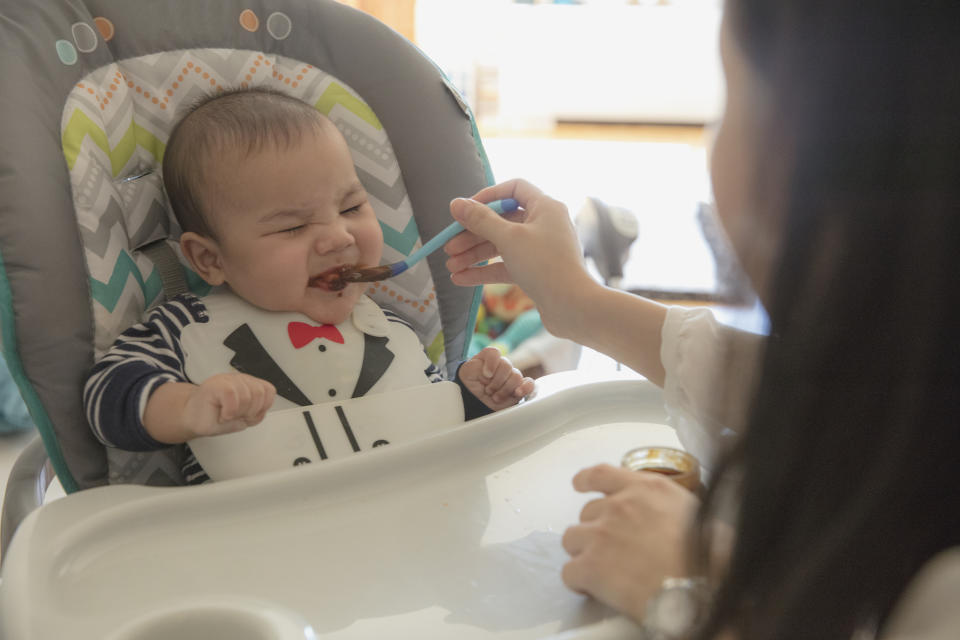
288, 321, 345, 348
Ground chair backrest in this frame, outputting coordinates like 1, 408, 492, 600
0, 0, 494, 492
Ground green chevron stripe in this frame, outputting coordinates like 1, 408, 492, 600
62, 109, 166, 176
314, 82, 382, 130
89, 251, 163, 312
134, 122, 166, 166
380, 217, 421, 256
426, 331, 444, 365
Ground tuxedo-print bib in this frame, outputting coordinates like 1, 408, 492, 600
180, 291, 435, 411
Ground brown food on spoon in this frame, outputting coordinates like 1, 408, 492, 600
309, 265, 352, 291
310, 263, 395, 291
337, 264, 395, 283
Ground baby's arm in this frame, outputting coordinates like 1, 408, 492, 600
143, 373, 275, 444
457, 346, 535, 412
84, 295, 274, 450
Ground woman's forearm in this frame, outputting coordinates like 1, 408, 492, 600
551, 283, 668, 386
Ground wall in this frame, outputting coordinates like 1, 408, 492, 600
337, 0, 417, 42
416, 0, 724, 126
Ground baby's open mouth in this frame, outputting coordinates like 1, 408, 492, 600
309, 265, 353, 292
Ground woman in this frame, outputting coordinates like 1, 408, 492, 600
443, 0, 960, 638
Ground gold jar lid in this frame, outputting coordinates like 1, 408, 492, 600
621, 446, 701, 492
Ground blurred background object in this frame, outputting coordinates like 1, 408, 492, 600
469, 285, 582, 378
577, 197, 640, 290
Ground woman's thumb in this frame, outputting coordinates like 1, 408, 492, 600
450, 198, 506, 240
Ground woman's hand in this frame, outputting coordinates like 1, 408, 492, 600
444, 179, 599, 339
561, 463, 699, 622
445, 178, 669, 385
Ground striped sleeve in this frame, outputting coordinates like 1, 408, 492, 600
83, 294, 208, 451
382, 308, 413, 331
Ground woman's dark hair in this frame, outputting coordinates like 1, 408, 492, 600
695, 1, 960, 638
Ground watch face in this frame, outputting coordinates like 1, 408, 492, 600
653, 587, 698, 636
643, 578, 709, 640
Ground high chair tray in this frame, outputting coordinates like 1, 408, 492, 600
0, 375, 676, 640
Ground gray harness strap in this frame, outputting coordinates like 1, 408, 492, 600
139, 240, 188, 300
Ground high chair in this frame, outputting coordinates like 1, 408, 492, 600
0, 1, 680, 637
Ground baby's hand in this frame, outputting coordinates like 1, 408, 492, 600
459, 346, 535, 411
182, 373, 276, 438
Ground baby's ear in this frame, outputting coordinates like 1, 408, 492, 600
180, 232, 226, 286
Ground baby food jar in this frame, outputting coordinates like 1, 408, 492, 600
621, 446, 701, 492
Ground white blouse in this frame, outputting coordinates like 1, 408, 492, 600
659, 305, 764, 468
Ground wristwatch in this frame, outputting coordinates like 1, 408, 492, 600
640, 577, 712, 640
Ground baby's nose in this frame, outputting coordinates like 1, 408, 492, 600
314, 222, 353, 254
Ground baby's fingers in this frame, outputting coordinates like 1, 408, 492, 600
514, 376, 536, 399
479, 358, 530, 405
492, 369, 531, 405
244, 379, 276, 423
483, 355, 516, 391
473, 347, 505, 379
215, 381, 247, 422
218, 376, 274, 425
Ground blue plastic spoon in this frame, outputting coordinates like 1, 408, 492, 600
319, 198, 519, 288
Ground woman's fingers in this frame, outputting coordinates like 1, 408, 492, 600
572, 463, 639, 495
560, 554, 594, 596
449, 261, 513, 287
561, 522, 593, 556
470, 178, 545, 209
579, 497, 607, 523
444, 236, 502, 273
447, 181, 535, 249
561, 470, 699, 622
449, 198, 513, 247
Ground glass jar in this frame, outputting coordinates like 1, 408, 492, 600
621, 446, 701, 492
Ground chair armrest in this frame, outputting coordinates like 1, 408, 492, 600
1, 435, 54, 564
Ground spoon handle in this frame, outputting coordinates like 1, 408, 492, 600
402, 198, 520, 269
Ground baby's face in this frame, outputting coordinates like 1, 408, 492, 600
203, 121, 383, 325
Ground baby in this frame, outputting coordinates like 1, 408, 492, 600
84, 87, 534, 483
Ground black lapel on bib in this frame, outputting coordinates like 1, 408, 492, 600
224, 323, 312, 406
351, 334, 394, 398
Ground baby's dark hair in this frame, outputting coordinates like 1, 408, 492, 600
163, 87, 327, 238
